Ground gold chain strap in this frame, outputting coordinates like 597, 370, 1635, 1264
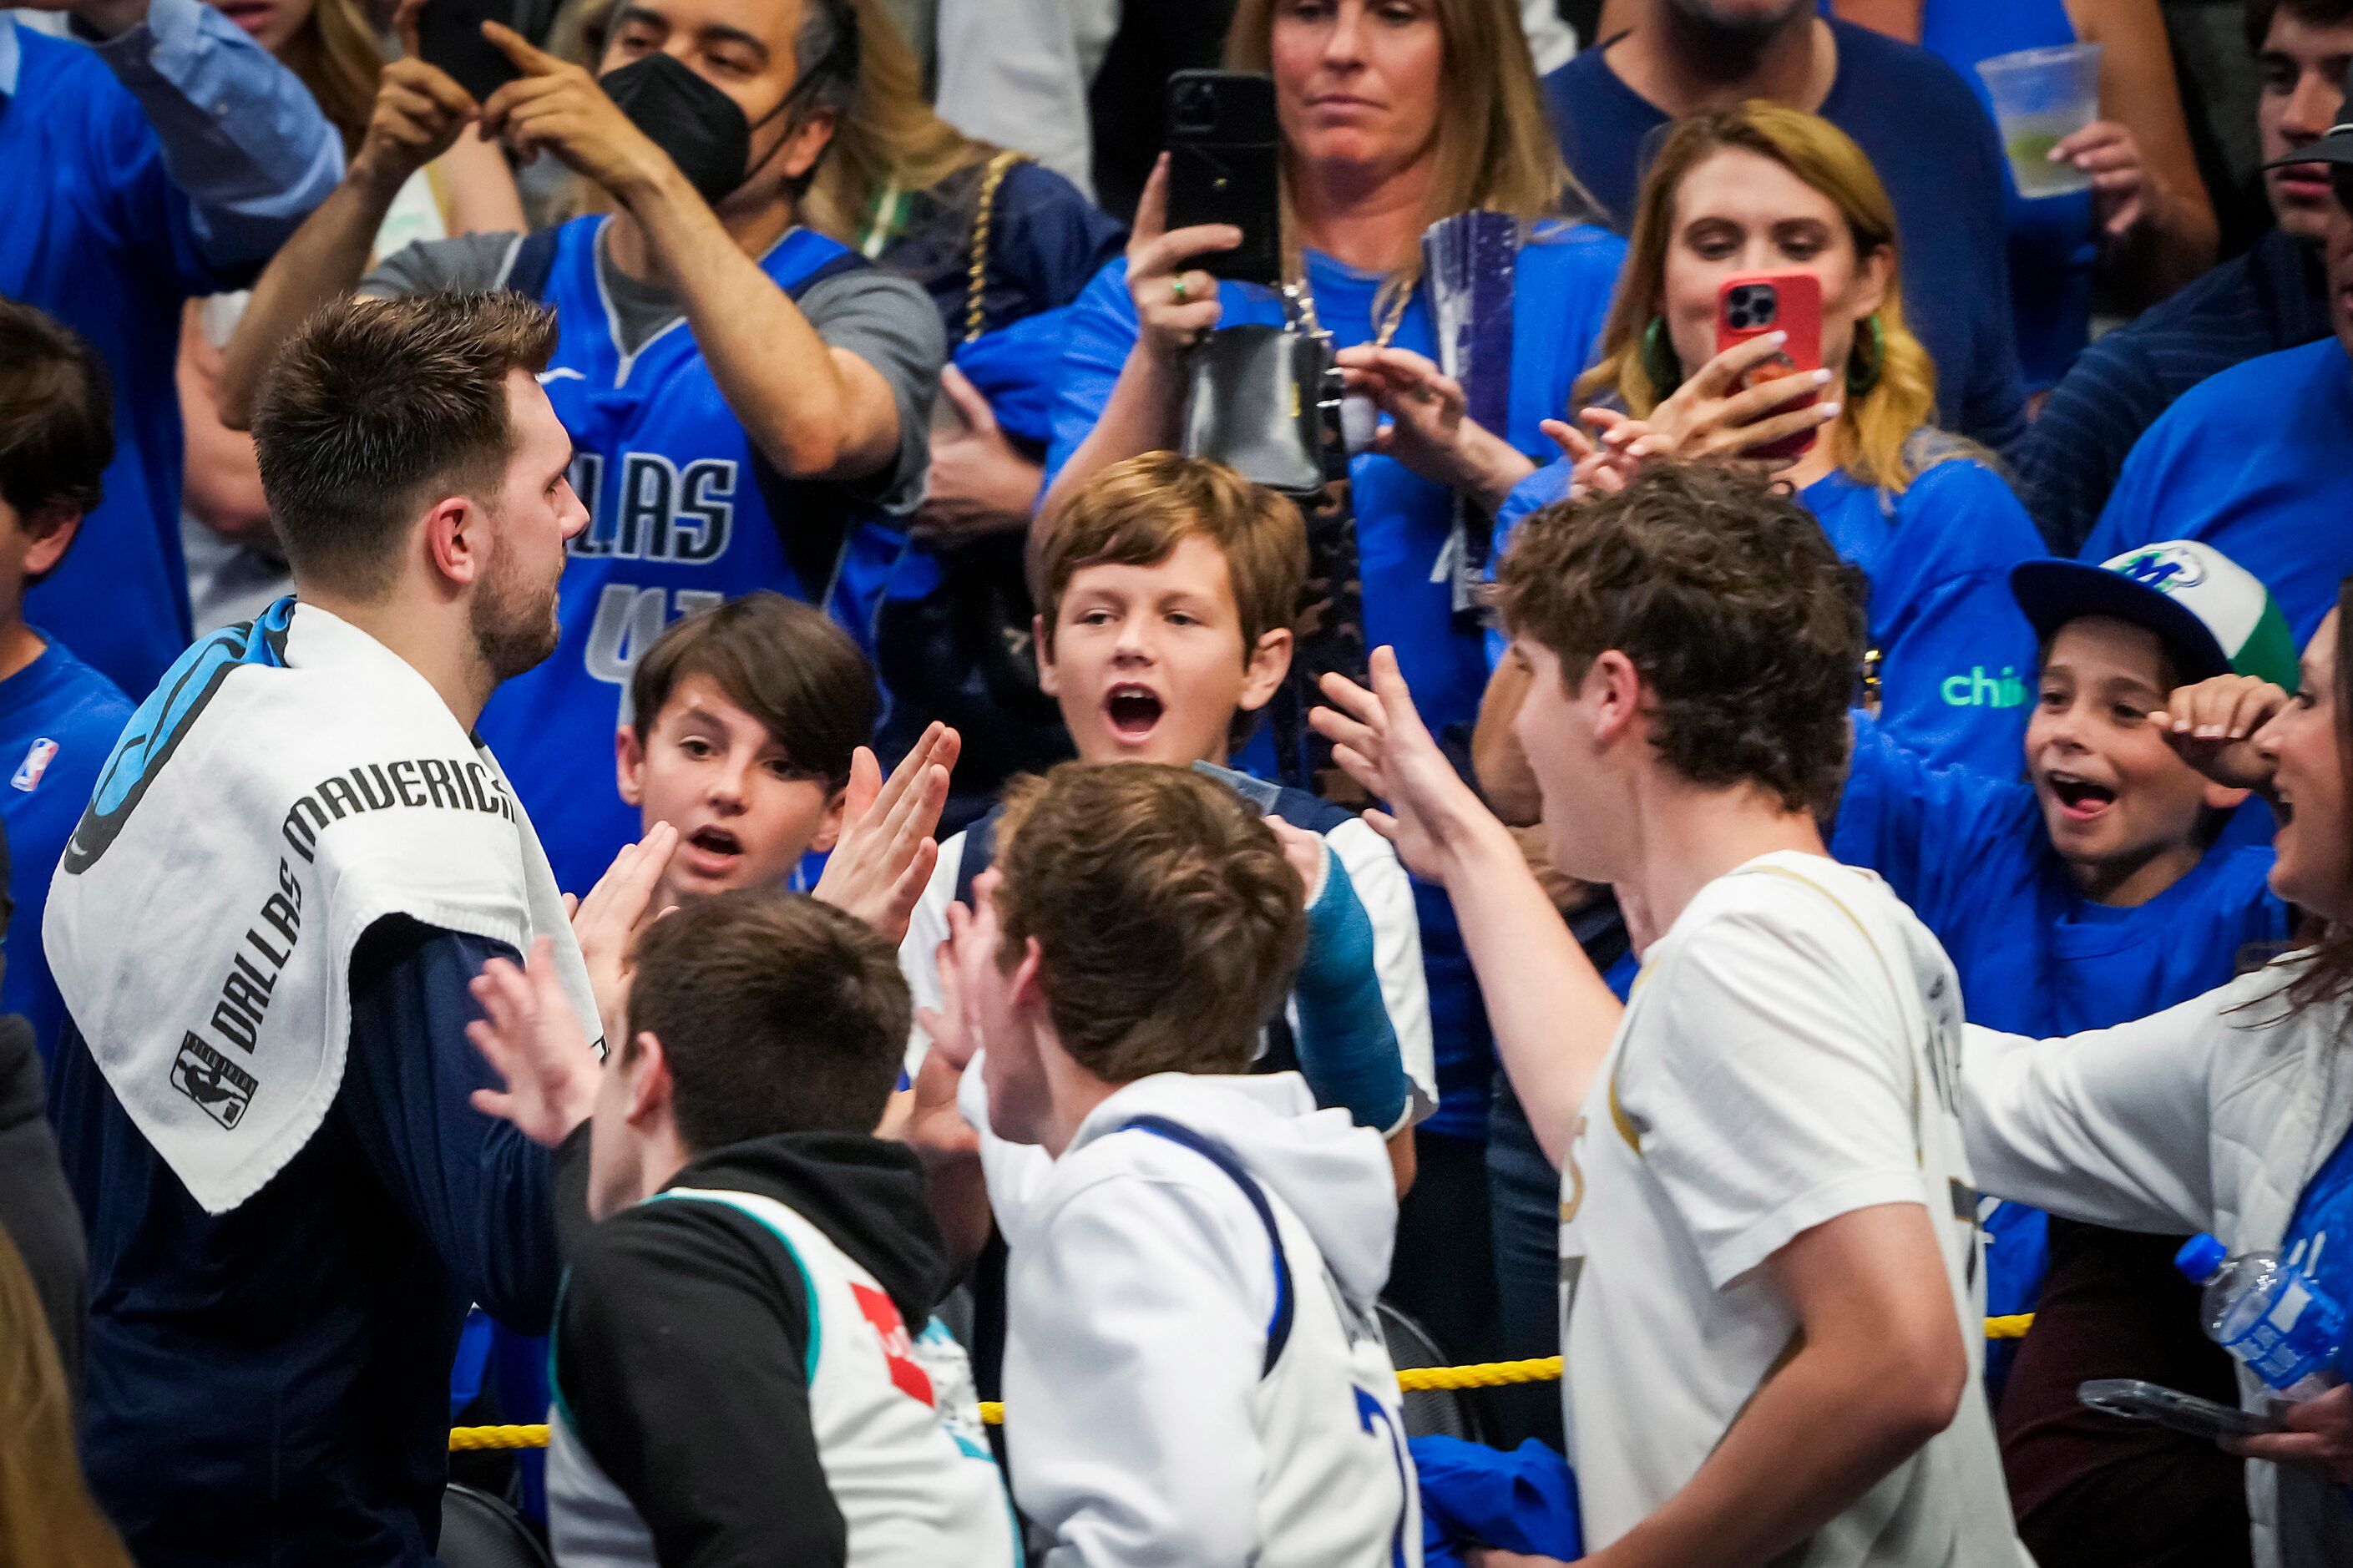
964, 150, 1028, 346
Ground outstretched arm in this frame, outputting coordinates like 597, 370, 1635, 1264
1312, 648, 1622, 1165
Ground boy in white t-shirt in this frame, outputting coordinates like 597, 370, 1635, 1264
1313, 463, 2027, 1567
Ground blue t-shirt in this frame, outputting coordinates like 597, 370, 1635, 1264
2285, 1120, 2353, 1396
1918, 0, 2098, 392
473, 218, 906, 898
3, 30, 218, 696
0, 638, 132, 1061
1495, 444, 2042, 777
2082, 336, 2353, 645
1045, 223, 1627, 746
1545, 19, 2027, 457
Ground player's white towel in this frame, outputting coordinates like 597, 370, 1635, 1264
45, 598, 595, 1215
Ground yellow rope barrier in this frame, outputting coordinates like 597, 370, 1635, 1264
451, 1320, 2039, 1449
450, 1424, 550, 1452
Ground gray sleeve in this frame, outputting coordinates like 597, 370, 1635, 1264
359, 231, 527, 298
796, 269, 947, 519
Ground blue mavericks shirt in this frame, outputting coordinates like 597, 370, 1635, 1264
1497, 445, 2042, 776
474, 217, 903, 896
1545, 18, 2027, 456
1831, 716, 2290, 1320
3, 29, 224, 696
0, 637, 133, 1061
2083, 336, 2353, 645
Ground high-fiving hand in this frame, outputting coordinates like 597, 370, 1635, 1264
568, 821, 679, 1054
468, 934, 602, 1147
812, 722, 960, 944
1310, 645, 1500, 884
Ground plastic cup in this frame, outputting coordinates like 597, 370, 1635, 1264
1977, 43, 2103, 200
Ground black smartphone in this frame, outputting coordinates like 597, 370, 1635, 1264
417, 0, 554, 104
2078, 1379, 2284, 1444
1165, 69, 1283, 286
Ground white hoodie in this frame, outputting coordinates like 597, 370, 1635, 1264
963, 1065, 1420, 1567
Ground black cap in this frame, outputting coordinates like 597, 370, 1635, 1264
2264, 58, 2353, 171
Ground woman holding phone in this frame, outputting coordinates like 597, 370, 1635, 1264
1489, 101, 2044, 779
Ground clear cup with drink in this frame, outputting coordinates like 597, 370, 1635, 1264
1977, 43, 2104, 200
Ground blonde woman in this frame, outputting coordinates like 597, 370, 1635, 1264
176, 0, 525, 631
1495, 100, 2045, 778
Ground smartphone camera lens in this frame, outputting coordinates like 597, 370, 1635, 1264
1727, 284, 1779, 331
1173, 80, 1219, 135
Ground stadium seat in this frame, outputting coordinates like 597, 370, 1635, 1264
1379, 1299, 1484, 1443
439, 1483, 553, 1568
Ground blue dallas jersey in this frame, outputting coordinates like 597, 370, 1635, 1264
473, 217, 905, 896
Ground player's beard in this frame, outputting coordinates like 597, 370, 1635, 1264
469, 524, 564, 685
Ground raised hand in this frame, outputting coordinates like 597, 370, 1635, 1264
812, 723, 960, 943
1310, 645, 1500, 884
1642, 333, 1840, 468
477, 21, 671, 200
2052, 119, 2156, 238
352, 8, 483, 195
1336, 344, 1533, 512
468, 935, 602, 1147
1126, 154, 1238, 366
2153, 674, 2290, 792
571, 822, 678, 1051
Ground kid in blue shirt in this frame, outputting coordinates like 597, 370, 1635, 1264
0, 303, 136, 1061
1829, 539, 2302, 1565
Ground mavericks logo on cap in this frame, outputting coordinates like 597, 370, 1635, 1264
2118, 546, 2207, 594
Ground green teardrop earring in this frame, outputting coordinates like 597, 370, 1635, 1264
1640, 316, 1683, 397
1846, 313, 1885, 399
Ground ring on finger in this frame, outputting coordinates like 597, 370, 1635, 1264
1171, 276, 1189, 304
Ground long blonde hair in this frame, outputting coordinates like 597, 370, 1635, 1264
1574, 101, 1951, 494
799, 0, 994, 248
1223, 0, 1594, 303
0, 1229, 132, 1568
276, 0, 385, 154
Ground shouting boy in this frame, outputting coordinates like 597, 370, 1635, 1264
1315, 463, 2027, 1565
900, 453, 1432, 1146
922, 761, 1419, 1565
611, 590, 959, 944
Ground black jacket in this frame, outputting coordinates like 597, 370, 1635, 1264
554, 1133, 956, 1567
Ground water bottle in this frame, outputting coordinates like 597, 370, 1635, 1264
2175, 1233, 2346, 1399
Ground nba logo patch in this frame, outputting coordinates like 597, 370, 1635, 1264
11, 738, 58, 793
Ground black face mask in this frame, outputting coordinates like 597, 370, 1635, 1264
600, 52, 777, 208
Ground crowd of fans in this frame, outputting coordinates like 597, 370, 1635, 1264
4, 0, 2353, 1564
